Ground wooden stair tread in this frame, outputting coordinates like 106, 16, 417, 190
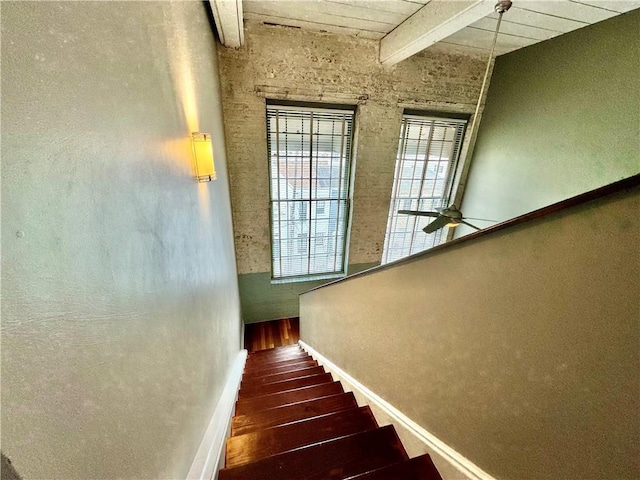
226, 406, 378, 467
245, 355, 311, 370
247, 345, 301, 355
245, 351, 310, 366
232, 392, 358, 436
244, 355, 313, 371
346, 454, 443, 480
241, 365, 325, 388
221, 345, 443, 480
246, 353, 309, 365
238, 373, 333, 399
219, 425, 409, 480
241, 360, 318, 378
246, 346, 304, 356
235, 381, 343, 415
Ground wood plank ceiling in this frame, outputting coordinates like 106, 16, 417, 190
237, 0, 640, 59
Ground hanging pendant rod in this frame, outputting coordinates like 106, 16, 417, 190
469, 1, 512, 133
446, 1, 512, 203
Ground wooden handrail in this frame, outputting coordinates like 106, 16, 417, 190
302, 173, 640, 294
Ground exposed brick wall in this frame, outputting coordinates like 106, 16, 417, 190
218, 20, 486, 276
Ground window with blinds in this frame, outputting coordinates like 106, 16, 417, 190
267, 103, 355, 281
381, 114, 468, 264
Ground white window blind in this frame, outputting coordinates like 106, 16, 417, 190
267, 104, 354, 281
382, 114, 467, 264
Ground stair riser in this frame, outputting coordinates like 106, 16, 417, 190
231, 392, 358, 436
218, 426, 409, 480
244, 356, 313, 372
241, 366, 326, 388
235, 382, 343, 415
226, 406, 379, 468
244, 355, 310, 369
345, 454, 443, 480
246, 347, 304, 358
239, 373, 333, 399
247, 345, 301, 356
245, 346, 302, 356
241, 360, 318, 378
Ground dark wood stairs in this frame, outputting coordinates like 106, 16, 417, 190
219, 344, 443, 480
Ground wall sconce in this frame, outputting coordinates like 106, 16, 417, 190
191, 132, 216, 182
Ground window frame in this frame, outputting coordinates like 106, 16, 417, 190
266, 100, 356, 283
381, 111, 469, 265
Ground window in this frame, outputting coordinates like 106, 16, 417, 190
268, 103, 354, 281
381, 113, 468, 264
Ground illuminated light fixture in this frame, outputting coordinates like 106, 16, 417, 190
191, 132, 216, 182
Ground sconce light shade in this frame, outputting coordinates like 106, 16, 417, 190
191, 132, 216, 182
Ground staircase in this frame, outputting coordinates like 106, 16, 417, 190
218, 344, 443, 480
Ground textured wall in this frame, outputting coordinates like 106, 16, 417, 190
217, 21, 486, 321
457, 10, 640, 235
300, 186, 640, 480
1, 2, 241, 479
239, 262, 376, 323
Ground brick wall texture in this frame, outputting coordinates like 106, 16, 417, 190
217, 21, 487, 275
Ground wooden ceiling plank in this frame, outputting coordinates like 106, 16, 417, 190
325, 0, 424, 16
437, 39, 516, 56
486, 6, 588, 32
516, 0, 619, 23
379, 0, 497, 66
244, 0, 397, 33
443, 26, 539, 51
209, 0, 244, 47
471, 17, 562, 40
570, 0, 640, 13
244, 13, 386, 40
306, 0, 408, 24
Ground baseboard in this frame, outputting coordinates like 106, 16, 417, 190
186, 349, 247, 480
299, 341, 496, 480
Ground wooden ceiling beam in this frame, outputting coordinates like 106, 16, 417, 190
208, 0, 244, 48
379, 0, 497, 66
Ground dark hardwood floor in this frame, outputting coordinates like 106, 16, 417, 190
244, 317, 300, 353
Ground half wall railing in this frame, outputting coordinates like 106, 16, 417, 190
299, 174, 639, 480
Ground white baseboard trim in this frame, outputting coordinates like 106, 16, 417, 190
298, 341, 496, 480
186, 349, 247, 480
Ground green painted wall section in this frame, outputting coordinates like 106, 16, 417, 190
458, 10, 640, 235
240, 263, 378, 323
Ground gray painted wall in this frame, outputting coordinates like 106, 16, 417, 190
1, 2, 241, 478
457, 10, 640, 236
217, 21, 487, 322
300, 186, 640, 480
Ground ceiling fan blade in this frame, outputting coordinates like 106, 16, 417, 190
422, 215, 449, 234
463, 216, 496, 222
398, 210, 440, 218
461, 220, 481, 231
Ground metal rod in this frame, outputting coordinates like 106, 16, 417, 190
468, 10, 505, 157
447, 1, 511, 205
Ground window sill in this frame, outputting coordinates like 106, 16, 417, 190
271, 273, 346, 285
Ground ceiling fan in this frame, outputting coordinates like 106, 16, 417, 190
398, 1, 511, 236
398, 206, 493, 234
